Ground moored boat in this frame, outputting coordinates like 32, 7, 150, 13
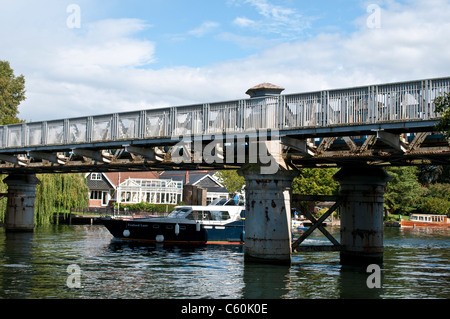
401, 214, 450, 228
292, 220, 308, 232
100, 199, 245, 245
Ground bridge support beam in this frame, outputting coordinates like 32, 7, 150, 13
238, 167, 298, 265
3, 174, 41, 232
333, 167, 391, 265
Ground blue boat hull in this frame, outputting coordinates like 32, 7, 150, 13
101, 218, 245, 245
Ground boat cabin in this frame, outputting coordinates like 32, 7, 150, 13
409, 214, 447, 223
168, 204, 244, 222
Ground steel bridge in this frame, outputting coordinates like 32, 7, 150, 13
1, 76, 450, 265
0, 76, 448, 174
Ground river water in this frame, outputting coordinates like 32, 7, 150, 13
0, 225, 449, 299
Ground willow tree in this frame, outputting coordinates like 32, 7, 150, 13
0, 175, 7, 222
35, 173, 89, 226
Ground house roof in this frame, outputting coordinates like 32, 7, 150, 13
159, 170, 229, 194
159, 170, 214, 185
103, 171, 159, 187
87, 171, 229, 194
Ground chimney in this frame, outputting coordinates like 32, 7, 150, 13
185, 171, 189, 184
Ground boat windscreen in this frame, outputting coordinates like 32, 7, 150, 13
168, 208, 191, 218
183, 210, 232, 221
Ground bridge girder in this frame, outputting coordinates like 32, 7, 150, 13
0, 127, 447, 174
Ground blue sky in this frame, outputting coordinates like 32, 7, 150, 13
1, 0, 449, 121
82, 0, 366, 68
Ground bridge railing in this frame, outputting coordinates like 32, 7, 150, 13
0, 77, 448, 149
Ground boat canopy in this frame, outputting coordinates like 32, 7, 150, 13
167, 205, 242, 222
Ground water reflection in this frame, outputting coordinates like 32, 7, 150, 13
0, 225, 448, 299
242, 263, 291, 299
338, 264, 383, 299
0, 232, 35, 298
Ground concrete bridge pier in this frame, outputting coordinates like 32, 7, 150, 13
3, 174, 41, 232
238, 167, 298, 265
333, 167, 391, 265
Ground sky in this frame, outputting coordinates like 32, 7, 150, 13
1, 0, 450, 122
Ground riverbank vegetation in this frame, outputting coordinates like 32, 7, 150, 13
112, 202, 178, 214
34, 174, 89, 226
385, 166, 450, 217
0, 173, 89, 226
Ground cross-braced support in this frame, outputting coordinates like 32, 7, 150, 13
292, 195, 343, 252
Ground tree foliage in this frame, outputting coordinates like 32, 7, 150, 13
0, 60, 25, 125
214, 170, 245, 194
417, 183, 450, 215
292, 168, 339, 195
418, 197, 450, 215
435, 92, 450, 139
34, 174, 89, 226
113, 202, 178, 213
418, 165, 450, 184
384, 167, 425, 214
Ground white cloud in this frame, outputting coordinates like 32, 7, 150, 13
56, 19, 155, 73
233, 17, 257, 28
188, 21, 220, 37
231, 0, 311, 39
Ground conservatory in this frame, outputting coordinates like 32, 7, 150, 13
116, 178, 183, 205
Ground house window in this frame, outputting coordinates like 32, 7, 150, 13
91, 173, 102, 180
90, 190, 109, 206
90, 190, 102, 200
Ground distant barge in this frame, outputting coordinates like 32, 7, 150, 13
401, 214, 450, 228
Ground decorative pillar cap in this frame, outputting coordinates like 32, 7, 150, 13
3, 174, 41, 185
245, 83, 285, 98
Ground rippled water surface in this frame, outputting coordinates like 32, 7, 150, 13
0, 225, 449, 299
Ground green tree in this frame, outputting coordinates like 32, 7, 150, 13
214, 170, 245, 194
418, 197, 450, 215
384, 167, 425, 215
435, 92, 450, 139
291, 168, 340, 216
417, 183, 450, 215
0, 60, 25, 125
418, 165, 450, 184
292, 168, 339, 195
35, 174, 89, 226
0, 175, 8, 222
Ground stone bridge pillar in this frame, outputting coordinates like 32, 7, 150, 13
3, 174, 41, 232
238, 167, 298, 265
333, 167, 391, 265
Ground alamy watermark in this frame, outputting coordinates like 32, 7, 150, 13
66, 264, 82, 288
366, 264, 382, 289
367, 4, 381, 29
170, 129, 281, 175
66, 4, 81, 29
